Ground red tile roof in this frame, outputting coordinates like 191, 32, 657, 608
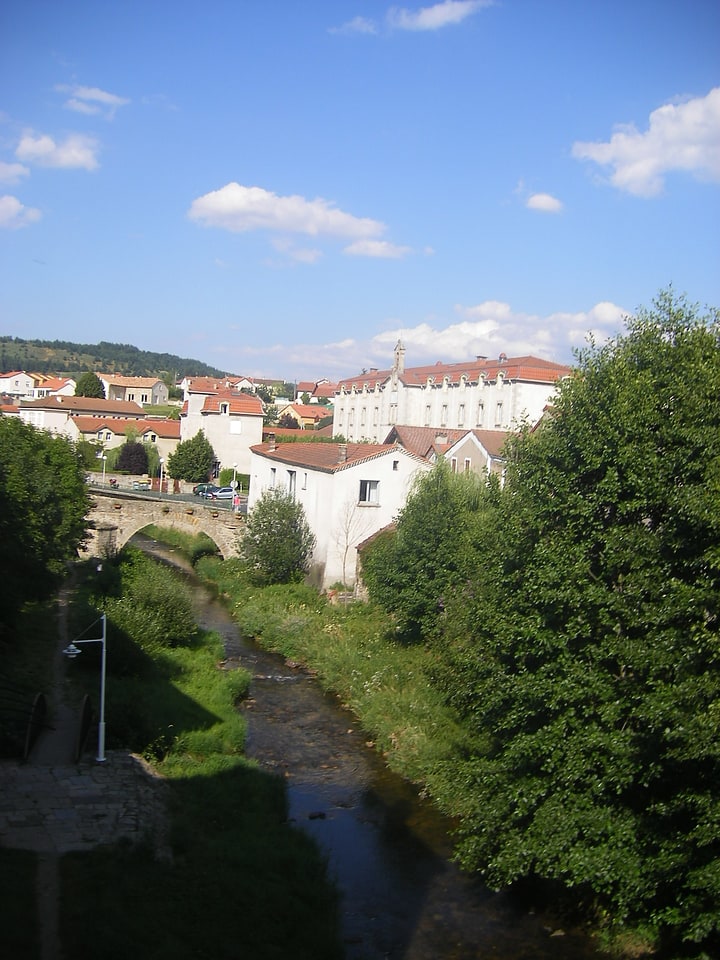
19, 396, 144, 416
385, 425, 512, 459
251, 441, 426, 473
338, 355, 571, 391
199, 391, 264, 416
72, 416, 181, 438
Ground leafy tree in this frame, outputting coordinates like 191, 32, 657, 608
116, 440, 149, 475
263, 404, 279, 426
278, 413, 299, 429
0, 417, 91, 629
301, 392, 311, 404
436, 291, 720, 953
361, 462, 496, 641
166, 430, 215, 482
75, 370, 105, 398
240, 487, 315, 585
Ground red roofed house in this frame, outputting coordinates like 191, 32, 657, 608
384, 424, 511, 480
181, 383, 264, 475
18, 395, 145, 435
32, 376, 76, 398
100, 374, 169, 407
248, 437, 431, 589
333, 341, 571, 443
66, 416, 181, 462
277, 402, 331, 430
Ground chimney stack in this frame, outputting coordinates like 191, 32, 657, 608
267, 432, 276, 452
338, 443, 348, 463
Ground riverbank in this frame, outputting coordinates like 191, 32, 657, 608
0, 556, 343, 960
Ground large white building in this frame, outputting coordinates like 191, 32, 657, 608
332, 341, 571, 442
248, 438, 431, 589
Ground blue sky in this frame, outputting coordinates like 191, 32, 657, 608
1, 0, 718, 381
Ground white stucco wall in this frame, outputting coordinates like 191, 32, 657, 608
248, 446, 430, 588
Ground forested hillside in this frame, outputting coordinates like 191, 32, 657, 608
0, 336, 229, 379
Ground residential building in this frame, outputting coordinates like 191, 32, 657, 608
181, 384, 264, 475
18, 395, 145, 436
100, 375, 169, 407
384, 425, 510, 479
248, 437, 431, 589
277, 402, 333, 430
66, 416, 181, 461
32, 376, 76, 399
332, 341, 571, 442
0, 371, 35, 401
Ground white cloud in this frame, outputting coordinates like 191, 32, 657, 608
0, 194, 42, 229
370, 299, 627, 363
16, 131, 99, 170
271, 236, 323, 264
188, 182, 386, 239
572, 87, 720, 196
0, 161, 30, 184
329, 16, 378, 35
343, 238, 412, 258
56, 84, 130, 119
526, 192, 563, 213
387, 0, 491, 31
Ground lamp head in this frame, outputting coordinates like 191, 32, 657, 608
63, 643, 82, 659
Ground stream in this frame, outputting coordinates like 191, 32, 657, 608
134, 533, 605, 960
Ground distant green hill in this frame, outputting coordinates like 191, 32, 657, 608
0, 337, 230, 380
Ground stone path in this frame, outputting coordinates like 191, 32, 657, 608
0, 751, 170, 856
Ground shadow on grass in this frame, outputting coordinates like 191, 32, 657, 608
59, 759, 342, 960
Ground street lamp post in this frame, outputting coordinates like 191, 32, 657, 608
63, 613, 107, 762
159, 457, 164, 496
100, 454, 107, 485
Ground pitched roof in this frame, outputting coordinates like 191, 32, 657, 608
19, 395, 144, 416
386, 425, 512, 460
71, 416, 181, 438
37, 376, 74, 391
338, 354, 571, 391
251, 440, 427, 474
198, 390, 264, 416
100, 374, 162, 387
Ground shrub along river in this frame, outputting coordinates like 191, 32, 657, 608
134, 533, 604, 960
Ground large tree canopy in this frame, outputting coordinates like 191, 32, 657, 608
434, 291, 720, 952
362, 291, 720, 953
0, 417, 91, 630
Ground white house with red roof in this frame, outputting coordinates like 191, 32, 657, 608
248, 438, 431, 589
32, 376, 76, 399
65, 416, 181, 460
332, 341, 571, 443
0, 371, 35, 400
181, 383, 264, 474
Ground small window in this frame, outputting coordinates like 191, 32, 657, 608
220, 402, 229, 415
458, 403, 465, 427
441, 404, 448, 426
360, 407, 366, 426
389, 403, 398, 424
464, 458, 471, 473
495, 402, 503, 426
359, 479, 379, 504
451, 457, 458, 473
301, 472, 307, 490
424, 404, 431, 426
288, 470, 296, 497
270, 467, 276, 488
476, 402, 484, 426
392, 460, 399, 471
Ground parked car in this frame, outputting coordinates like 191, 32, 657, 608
132, 479, 151, 490
193, 483, 219, 497
209, 486, 234, 500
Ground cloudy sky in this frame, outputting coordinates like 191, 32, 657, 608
1, 0, 718, 380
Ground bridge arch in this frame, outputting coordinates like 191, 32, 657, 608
84, 491, 243, 560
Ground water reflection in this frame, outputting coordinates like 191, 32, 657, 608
133, 534, 604, 960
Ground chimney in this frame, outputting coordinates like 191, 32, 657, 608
476, 355, 487, 361
267, 432, 276, 452
338, 443, 348, 463
499, 352, 507, 362
435, 434, 448, 445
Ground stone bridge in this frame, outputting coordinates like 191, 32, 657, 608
83, 489, 243, 560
